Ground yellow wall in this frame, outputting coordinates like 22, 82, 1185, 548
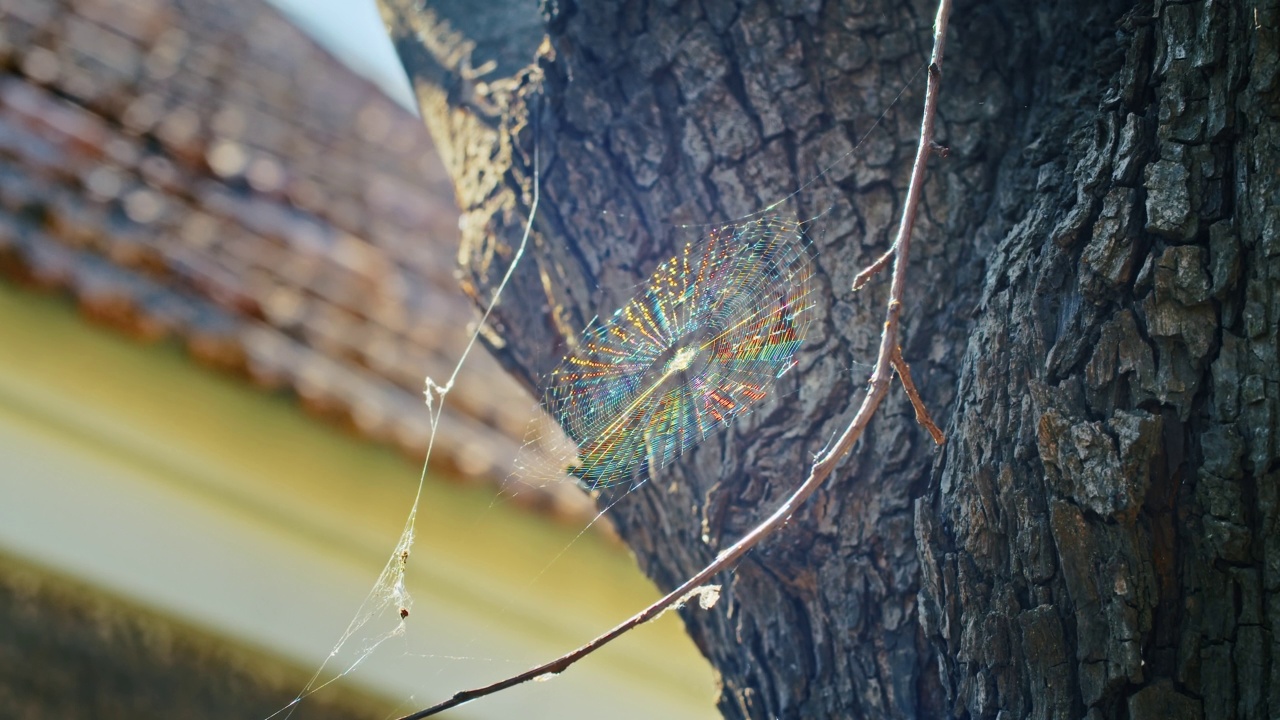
0, 281, 716, 720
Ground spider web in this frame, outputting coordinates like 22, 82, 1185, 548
267, 130, 543, 720
274, 48, 928, 719
518, 215, 817, 493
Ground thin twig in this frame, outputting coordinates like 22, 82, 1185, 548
891, 348, 946, 445
397, 1, 952, 717
851, 245, 895, 291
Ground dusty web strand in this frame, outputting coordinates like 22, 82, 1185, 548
268, 120, 542, 720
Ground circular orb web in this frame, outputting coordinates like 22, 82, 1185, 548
542, 215, 817, 490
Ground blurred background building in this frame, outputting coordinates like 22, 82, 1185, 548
0, 0, 714, 717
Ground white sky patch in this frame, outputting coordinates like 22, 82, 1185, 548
263, 0, 417, 112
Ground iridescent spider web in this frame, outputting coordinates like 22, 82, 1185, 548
528, 214, 817, 493
506, 61, 926, 565
275, 56, 926, 717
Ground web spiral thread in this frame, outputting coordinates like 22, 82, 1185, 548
536, 214, 817, 491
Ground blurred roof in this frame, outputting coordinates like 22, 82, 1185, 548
0, 0, 589, 520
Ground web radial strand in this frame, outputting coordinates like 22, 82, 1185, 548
542, 215, 817, 490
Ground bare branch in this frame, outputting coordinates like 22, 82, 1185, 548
851, 245, 895, 292
892, 348, 946, 446
397, 1, 953, 716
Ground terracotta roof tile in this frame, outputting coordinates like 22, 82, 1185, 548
0, 0, 594, 523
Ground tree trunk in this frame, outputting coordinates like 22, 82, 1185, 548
379, 0, 1279, 717
915, 2, 1280, 718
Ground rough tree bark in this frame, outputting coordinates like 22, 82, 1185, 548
378, 0, 1278, 718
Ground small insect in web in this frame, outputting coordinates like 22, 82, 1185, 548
541, 214, 817, 491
